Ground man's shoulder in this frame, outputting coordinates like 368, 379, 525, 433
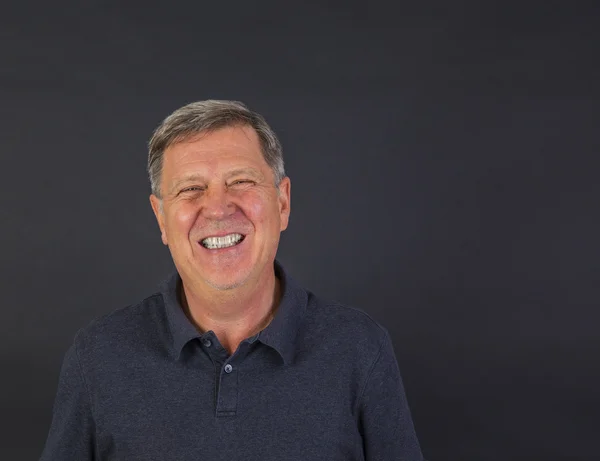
303, 290, 390, 355
73, 290, 166, 354
308, 293, 387, 334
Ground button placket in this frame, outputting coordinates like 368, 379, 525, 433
215, 361, 238, 417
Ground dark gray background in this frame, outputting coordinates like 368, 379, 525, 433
3, 1, 599, 460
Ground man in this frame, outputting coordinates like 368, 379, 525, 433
40, 100, 424, 460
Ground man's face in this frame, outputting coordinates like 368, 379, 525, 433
150, 125, 291, 291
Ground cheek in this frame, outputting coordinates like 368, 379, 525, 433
242, 192, 279, 228
244, 200, 266, 222
168, 204, 198, 236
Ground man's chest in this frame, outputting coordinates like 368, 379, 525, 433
90, 356, 365, 461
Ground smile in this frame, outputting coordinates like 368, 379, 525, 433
201, 233, 245, 250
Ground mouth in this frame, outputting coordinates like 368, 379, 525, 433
200, 233, 246, 250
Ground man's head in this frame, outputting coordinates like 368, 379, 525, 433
148, 100, 291, 292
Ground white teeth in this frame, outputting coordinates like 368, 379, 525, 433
201, 233, 244, 249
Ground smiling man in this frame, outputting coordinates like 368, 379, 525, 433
149, 121, 290, 355
40, 100, 424, 461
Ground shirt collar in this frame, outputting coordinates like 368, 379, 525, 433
160, 271, 202, 361
256, 260, 308, 365
160, 259, 308, 365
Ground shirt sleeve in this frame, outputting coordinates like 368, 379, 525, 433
358, 328, 424, 461
40, 338, 96, 461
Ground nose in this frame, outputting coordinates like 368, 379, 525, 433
200, 184, 235, 220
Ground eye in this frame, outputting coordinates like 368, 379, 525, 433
230, 179, 255, 186
180, 186, 205, 193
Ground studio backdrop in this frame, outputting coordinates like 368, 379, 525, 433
2, 1, 599, 460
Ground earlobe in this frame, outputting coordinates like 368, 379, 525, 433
149, 194, 168, 246
278, 177, 291, 230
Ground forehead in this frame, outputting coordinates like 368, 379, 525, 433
163, 125, 267, 173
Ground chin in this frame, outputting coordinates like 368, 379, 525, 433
204, 278, 247, 291
202, 268, 252, 291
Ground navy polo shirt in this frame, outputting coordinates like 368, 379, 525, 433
40, 261, 423, 460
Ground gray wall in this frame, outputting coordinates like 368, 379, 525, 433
3, 1, 599, 460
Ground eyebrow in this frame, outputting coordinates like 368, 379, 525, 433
168, 174, 207, 195
225, 168, 263, 180
168, 168, 263, 194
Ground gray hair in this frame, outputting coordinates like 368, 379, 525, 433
148, 100, 285, 198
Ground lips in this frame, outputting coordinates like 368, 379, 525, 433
200, 233, 245, 249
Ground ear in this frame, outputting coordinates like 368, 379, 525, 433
149, 194, 169, 245
277, 176, 291, 231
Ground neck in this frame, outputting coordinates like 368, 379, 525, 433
180, 268, 281, 355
